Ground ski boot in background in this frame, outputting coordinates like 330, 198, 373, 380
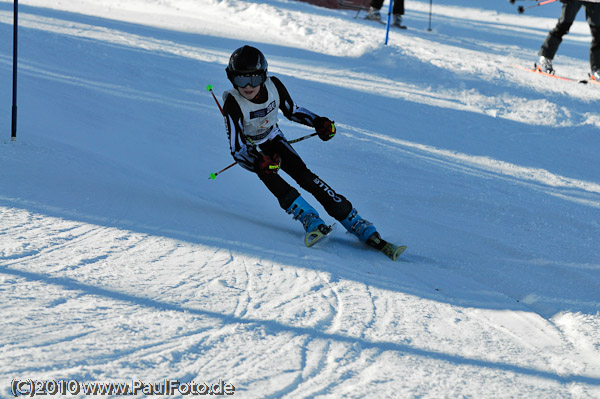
365, 7, 382, 21
536, 55, 554, 74
392, 14, 407, 29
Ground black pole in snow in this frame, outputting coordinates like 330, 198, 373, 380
11, 0, 18, 142
428, 0, 433, 31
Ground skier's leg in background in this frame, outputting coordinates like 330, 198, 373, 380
585, 3, 600, 74
393, 0, 404, 15
366, 0, 384, 20
539, 1, 582, 61
392, 0, 406, 28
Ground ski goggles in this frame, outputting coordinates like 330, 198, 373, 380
232, 73, 265, 88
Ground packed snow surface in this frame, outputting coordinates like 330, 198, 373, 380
1, 0, 599, 397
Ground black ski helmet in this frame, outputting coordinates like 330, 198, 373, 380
226, 45, 268, 87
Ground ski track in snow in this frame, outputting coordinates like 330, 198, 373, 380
1, 207, 599, 396
1, 0, 600, 398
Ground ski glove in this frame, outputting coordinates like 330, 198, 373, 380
255, 153, 281, 174
313, 116, 336, 141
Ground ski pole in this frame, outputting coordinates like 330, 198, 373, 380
209, 162, 236, 180
206, 84, 224, 115
206, 84, 232, 180
518, 0, 557, 13
290, 132, 318, 143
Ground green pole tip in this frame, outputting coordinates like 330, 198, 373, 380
206, 84, 213, 91
210, 172, 217, 180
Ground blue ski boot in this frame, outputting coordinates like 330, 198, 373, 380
340, 208, 377, 242
286, 196, 332, 247
286, 195, 325, 233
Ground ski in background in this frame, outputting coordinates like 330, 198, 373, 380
515, 64, 577, 81
514, 64, 598, 84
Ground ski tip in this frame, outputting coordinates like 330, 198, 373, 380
392, 245, 407, 261
206, 84, 213, 91
380, 243, 407, 261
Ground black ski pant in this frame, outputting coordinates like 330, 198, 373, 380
370, 0, 404, 15
539, 0, 600, 71
257, 135, 352, 221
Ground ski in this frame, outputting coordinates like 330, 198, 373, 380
378, 240, 407, 261
515, 64, 600, 85
515, 64, 578, 82
579, 73, 600, 85
366, 233, 407, 261
304, 224, 335, 247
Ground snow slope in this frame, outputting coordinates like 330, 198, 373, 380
1, 0, 599, 397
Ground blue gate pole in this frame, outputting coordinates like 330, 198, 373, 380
384, 0, 393, 45
385, 0, 394, 46
11, 0, 18, 142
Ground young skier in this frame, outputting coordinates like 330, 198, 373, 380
221, 45, 404, 259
